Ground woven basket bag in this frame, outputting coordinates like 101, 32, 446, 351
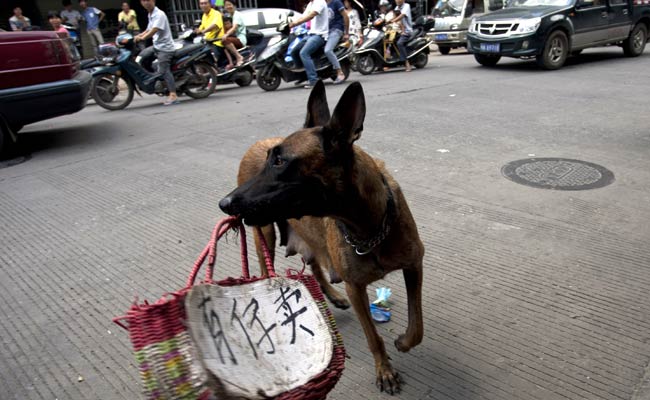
114, 216, 346, 399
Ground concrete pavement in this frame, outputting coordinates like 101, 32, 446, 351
1, 47, 650, 400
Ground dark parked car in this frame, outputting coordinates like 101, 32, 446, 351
466, 0, 650, 69
0, 30, 91, 153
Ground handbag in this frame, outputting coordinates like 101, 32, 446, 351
114, 216, 345, 399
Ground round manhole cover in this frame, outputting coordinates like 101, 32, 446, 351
502, 158, 614, 190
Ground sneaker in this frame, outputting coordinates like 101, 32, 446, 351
333, 75, 346, 85
304, 82, 317, 89
163, 98, 180, 106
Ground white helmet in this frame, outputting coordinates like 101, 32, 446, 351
379, 0, 390, 7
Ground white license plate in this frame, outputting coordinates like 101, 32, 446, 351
480, 42, 500, 53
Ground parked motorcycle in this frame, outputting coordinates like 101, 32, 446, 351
354, 15, 434, 74
90, 34, 216, 110
255, 14, 353, 92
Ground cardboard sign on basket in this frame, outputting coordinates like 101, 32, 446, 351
185, 277, 334, 398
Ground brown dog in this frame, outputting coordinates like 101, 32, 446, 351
219, 81, 424, 394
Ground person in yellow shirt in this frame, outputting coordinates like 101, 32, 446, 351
195, 0, 236, 68
118, 2, 140, 34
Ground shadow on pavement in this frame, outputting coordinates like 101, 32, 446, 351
1, 124, 106, 162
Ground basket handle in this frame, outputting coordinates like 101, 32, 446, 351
185, 216, 276, 287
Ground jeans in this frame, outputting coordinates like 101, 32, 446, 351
155, 50, 176, 93
397, 33, 411, 62
325, 29, 343, 70
291, 34, 325, 84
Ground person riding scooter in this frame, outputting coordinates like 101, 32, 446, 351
389, 0, 413, 71
288, 0, 330, 88
135, 0, 179, 105
325, 0, 350, 84
194, 0, 227, 66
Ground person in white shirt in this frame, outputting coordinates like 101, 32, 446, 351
135, 0, 179, 105
288, 0, 329, 88
390, 0, 413, 71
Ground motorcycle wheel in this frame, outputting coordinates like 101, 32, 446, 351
256, 67, 282, 92
185, 62, 217, 99
356, 54, 376, 75
413, 52, 429, 69
235, 69, 254, 87
91, 73, 134, 111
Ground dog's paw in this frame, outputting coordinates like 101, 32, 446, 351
329, 297, 350, 310
394, 334, 418, 353
375, 365, 401, 395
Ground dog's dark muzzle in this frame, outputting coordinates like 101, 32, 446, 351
218, 195, 234, 214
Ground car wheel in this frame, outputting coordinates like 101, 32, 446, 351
474, 53, 501, 67
185, 62, 217, 99
91, 73, 134, 110
256, 66, 282, 91
413, 52, 429, 69
356, 54, 376, 75
536, 30, 568, 70
438, 46, 451, 55
623, 23, 647, 57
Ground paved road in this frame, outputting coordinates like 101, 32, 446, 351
1, 48, 650, 400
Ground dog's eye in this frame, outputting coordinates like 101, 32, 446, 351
273, 155, 285, 167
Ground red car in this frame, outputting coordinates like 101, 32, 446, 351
0, 30, 91, 153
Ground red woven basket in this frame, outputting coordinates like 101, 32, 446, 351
114, 216, 346, 399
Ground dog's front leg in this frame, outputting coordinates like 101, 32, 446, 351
345, 282, 401, 394
395, 266, 423, 352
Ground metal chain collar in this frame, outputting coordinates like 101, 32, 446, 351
337, 176, 396, 256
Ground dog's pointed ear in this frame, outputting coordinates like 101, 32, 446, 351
304, 80, 330, 128
324, 82, 365, 150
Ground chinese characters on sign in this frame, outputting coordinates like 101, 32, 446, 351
195, 283, 316, 366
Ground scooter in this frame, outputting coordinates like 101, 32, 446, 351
354, 15, 434, 74
255, 13, 353, 92
90, 34, 217, 110
170, 28, 266, 88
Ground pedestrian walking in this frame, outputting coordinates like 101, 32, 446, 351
79, 0, 105, 53
9, 7, 31, 31
61, 0, 82, 29
135, 0, 179, 106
